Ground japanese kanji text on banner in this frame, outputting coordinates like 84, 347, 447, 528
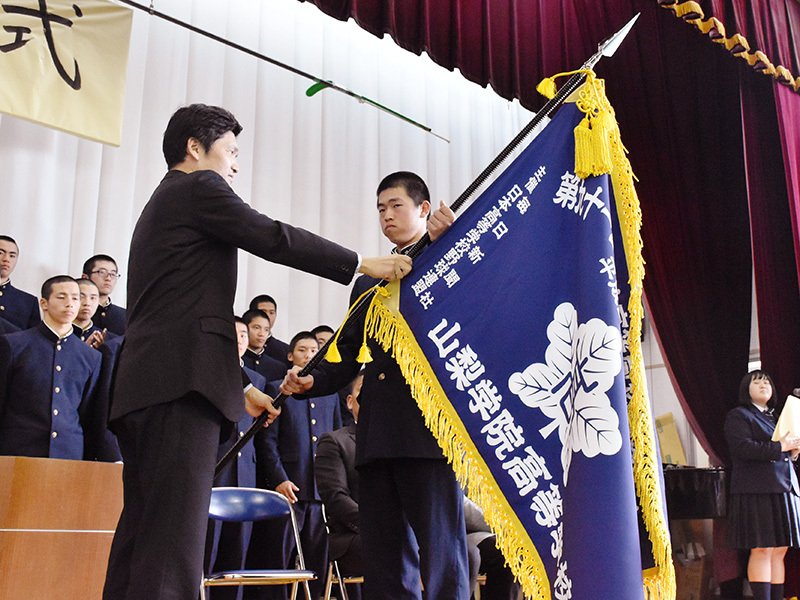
0, 0, 132, 145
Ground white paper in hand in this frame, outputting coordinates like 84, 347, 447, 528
772, 395, 800, 442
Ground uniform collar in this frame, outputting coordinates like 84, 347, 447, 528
38, 321, 73, 344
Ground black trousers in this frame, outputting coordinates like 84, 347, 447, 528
358, 458, 470, 600
103, 393, 225, 600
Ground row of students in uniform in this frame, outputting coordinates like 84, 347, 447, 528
209, 319, 347, 600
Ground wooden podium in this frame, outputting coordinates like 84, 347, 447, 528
0, 456, 123, 599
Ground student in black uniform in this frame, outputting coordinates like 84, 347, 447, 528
204, 317, 266, 600
283, 172, 469, 600
249, 294, 290, 368
0, 275, 103, 460
725, 370, 800, 600
82, 254, 127, 335
0, 235, 40, 330
242, 308, 287, 383
73, 279, 114, 347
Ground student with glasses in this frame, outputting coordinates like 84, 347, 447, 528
82, 254, 126, 335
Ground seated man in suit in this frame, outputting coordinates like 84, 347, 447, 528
0, 235, 40, 330
253, 331, 342, 600
0, 275, 103, 460
205, 317, 268, 600
249, 294, 290, 368
242, 308, 287, 383
315, 372, 364, 600
82, 254, 126, 335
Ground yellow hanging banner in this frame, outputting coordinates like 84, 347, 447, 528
0, 0, 132, 146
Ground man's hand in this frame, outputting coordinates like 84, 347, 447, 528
427, 200, 455, 241
359, 255, 413, 281
280, 366, 314, 397
244, 386, 281, 425
276, 480, 299, 503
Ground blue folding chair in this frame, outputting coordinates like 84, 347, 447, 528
201, 487, 316, 600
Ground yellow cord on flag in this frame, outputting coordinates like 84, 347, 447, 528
537, 70, 616, 178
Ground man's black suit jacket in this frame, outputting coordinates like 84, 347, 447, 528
111, 169, 358, 423
315, 423, 359, 560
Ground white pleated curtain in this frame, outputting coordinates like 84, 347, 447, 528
0, 0, 533, 339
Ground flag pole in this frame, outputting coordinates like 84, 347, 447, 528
215, 14, 640, 477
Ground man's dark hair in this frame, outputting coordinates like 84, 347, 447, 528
41, 275, 78, 300
249, 294, 277, 311
242, 308, 269, 326
0, 235, 18, 250
82, 254, 118, 276
162, 104, 243, 169
289, 331, 317, 353
376, 171, 430, 207
234, 316, 246, 326
311, 324, 334, 336
738, 369, 777, 408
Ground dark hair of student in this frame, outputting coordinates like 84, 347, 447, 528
82, 254, 118, 276
738, 369, 777, 409
77, 278, 99, 290
41, 275, 78, 300
289, 331, 317, 353
0, 235, 18, 249
241, 308, 269, 326
162, 104, 243, 170
376, 171, 430, 208
311, 324, 334, 336
234, 316, 246, 326
248, 294, 276, 311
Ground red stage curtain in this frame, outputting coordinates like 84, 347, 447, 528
298, 0, 800, 465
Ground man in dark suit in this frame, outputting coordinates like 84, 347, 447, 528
102, 104, 411, 600
315, 372, 364, 600
0, 235, 40, 330
82, 254, 127, 335
0, 275, 103, 460
283, 172, 469, 599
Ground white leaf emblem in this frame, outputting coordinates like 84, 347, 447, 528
508, 302, 622, 484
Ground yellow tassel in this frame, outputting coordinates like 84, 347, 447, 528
356, 343, 372, 363
536, 77, 557, 99
325, 342, 342, 363
574, 118, 594, 179
589, 112, 614, 174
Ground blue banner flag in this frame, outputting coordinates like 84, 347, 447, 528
354, 78, 674, 600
